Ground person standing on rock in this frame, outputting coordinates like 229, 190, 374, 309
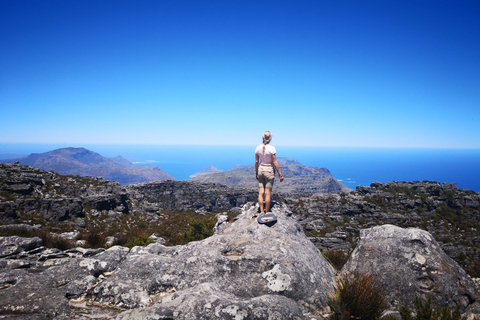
255, 131, 284, 214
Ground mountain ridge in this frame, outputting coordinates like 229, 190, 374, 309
12, 147, 175, 185
192, 157, 352, 194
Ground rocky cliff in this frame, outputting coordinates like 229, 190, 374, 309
0, 162, 257, 223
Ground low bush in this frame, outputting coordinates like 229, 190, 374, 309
465, 257, 480, 278
327, 272, 387, 320
323, 250, 350, 270
399, 296, 467, 320
82, 229, 107, 248
183, 216, 217, 243
124, 235, 154, 249
42, 232, 74, 251
0, 226, 74, 250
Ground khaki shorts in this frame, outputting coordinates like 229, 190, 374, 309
258, 166, 275, 189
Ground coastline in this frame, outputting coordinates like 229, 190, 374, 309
1, 144, 479, 192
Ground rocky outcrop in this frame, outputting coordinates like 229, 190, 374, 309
0, 204, 337, 319
96, 204, 336, 313
128, 180, 257, 213
0, 162, 130, 224
341, 224, 476, 312
287, 181, 480, 275
0, 163, 257, 225
2, 164, 479, 279
1, 190, 478, 319
0, 235, 128, 319
288, 181, 480, 224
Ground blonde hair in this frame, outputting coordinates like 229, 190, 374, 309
262, 131, 272, 153
262, 131, 272, 144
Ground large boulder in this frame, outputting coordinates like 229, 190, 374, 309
0, 204, 336, 319
90, 203, 337, 319
341, 224, 476, 311
0, 245, 129, 319
0, 236, 43, 258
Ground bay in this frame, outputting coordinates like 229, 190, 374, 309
1, 144, 479, 192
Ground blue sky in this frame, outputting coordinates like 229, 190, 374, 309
1, 0, 479, 148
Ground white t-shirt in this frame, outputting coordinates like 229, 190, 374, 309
255, 144, 276, 166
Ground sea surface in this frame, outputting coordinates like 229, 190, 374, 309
1, 144, 479, 192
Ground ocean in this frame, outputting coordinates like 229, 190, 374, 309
1, 144, 479, 192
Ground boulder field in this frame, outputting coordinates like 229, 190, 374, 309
0, 203, 478, 319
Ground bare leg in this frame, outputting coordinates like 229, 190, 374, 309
258, 187, 265, 213
264, 188, 272, 213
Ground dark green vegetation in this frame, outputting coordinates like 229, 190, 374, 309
0, 210, 220, 248
328, 273, 472, 320
327, 272, 387, 320
323, 250, 350, 270
399, 296, 467, 320
183, 216, 218, 243
0, 226, 75, 250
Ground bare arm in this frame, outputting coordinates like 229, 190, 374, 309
255, 154, 260, 180
271, 154, 284, 182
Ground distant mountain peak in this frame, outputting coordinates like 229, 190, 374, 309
111, 155, 132, 165
189, 165, 223, 178
14, 147, 175, 185
277, 158, 300, 165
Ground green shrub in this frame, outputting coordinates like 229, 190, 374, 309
183, 216, 217, 243
227, 212, 240, 222
327, 272, 387, 320
323, 250, 350, 270
82, 229, 106, 248
41, 232, 74, 251
124, 235, 154, 249
399, 296, 467, 320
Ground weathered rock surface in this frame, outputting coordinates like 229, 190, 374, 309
127, 180, 258, 213
288, 181, 480, 274
0, 204, 337, 319
0, 236, 128, 319
341, 224, 476, 311
116, 283, 307, 320
91, 203, 336, 318
0, 163, 257, 225
0, 162, 130, 224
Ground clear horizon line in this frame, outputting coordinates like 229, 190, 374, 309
1, 142, 479, 150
